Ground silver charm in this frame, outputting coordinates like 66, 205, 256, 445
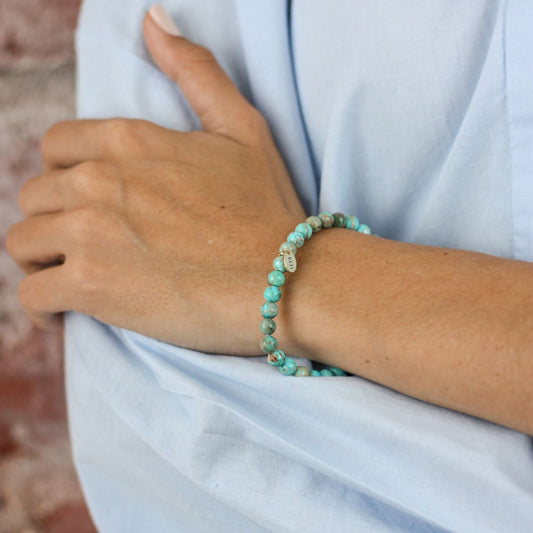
282, 251, 297, 273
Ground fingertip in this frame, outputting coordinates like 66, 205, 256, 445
141, 6, 260, 140
146, 4, 181, 37
142, 5, 184, 74
28, 311, 63, 332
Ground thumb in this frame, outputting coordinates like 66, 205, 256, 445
143, 5, 261, 141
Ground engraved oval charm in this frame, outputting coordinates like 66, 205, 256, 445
283, 251, 297, 273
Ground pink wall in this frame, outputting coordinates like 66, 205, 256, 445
0, 1, 97, 531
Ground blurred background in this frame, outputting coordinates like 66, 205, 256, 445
0, 0, 96, 531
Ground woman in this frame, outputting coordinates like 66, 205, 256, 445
6, 1, 533, 531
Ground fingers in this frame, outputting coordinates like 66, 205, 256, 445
144, 5, 267, 143
7, 208, 110, 326
18, 161, 118, 217
18, 170, 68, 216
40, 118, 189, 169
17, 266, 69, 329
5, 213, 68, 273
8, 207, 117, 327
40, 119, 108, 168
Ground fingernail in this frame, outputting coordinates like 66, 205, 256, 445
148, 4, 181, 36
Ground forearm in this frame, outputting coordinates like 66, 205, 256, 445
277, 230, 533, 434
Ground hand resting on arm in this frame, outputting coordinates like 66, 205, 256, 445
6, 10, 533, 435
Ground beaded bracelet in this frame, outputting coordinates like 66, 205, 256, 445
259, 211, 372, 376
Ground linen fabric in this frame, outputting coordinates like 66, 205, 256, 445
68, 1, 533, 531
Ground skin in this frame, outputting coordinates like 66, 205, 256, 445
5, 12, 533, 435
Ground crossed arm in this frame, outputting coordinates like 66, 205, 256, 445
6, 9, 533, 434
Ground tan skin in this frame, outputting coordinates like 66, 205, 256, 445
5, 12, 533, 435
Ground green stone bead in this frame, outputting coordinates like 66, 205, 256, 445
280, 357, 297, 375
287, 231, 305, 248
310, 370, 322, 376
318, 211, 334, 228
264, 285, 281, 303
260, 302, 278, 318
306, 216, 322, 232
330, 367, 347, 376
344, 215, 359, 230
333, 212, 346, 227
279, 241, 297, 255
273, 256, 286, 272
320, 369, 334, 376
259, 318, 276, 335
357, 224, 371, 235
295, 222, 313, 240
260, 335, 277, 353
267, 270, 285, 287
267, 350, 285, 367
294, 366, 310, 376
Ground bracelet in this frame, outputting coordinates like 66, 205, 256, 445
259, 211, 372, 376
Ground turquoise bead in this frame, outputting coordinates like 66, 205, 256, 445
333, 212, 346, 227
280, 357, 297, 375
330, 367, 347, 376
259, 318, 276, 335
320, 369, 334, 376
260, 335, 277, 353
306, 215, 322, 232
267, 350, 286, 366
318, 211, 334, 228
260, 302, 278, 318
279, 241, 297, 255
310, 370, 322, 376
344, 215, 359, 230
358, 224, 371, 235
295, 366, 310, 376
273, 256, 286, 272
264, 285, 281, 302
295, 222, 312, 240
287, 231, 305, 248
267, 270, 285, 287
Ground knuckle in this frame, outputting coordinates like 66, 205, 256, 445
71, 160, 104, 196
70, 258, 105, 299
102, 118, 138, 141
100, 118, 148, 155
63, 211, 114, 299
184, 44, 216, 65
103, 117, 133, 137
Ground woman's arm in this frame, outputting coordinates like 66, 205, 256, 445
6, 8, 533, 434
279, 229, 533, 435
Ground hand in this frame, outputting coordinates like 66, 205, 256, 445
6, 10, 305, 355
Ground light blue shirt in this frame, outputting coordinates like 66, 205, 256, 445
70, 1, 533, 531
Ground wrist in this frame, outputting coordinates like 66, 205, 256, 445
231, 213, 303, 355
276, 228, 372, 366
259, 212, 376, 375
